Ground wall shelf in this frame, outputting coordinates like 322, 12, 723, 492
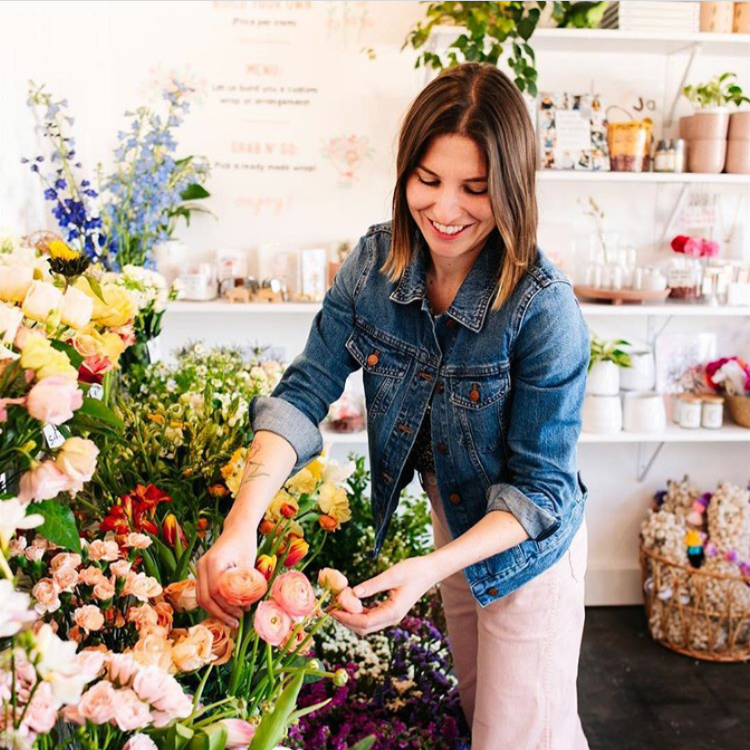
537, 171, 750, 185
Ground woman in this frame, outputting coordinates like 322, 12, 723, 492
196, 62, 591, 750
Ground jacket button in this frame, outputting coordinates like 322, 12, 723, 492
436, 381, 444, 394
449, 492, 461, 505
437, 442, 447, 454
487, 587, 499, 597
367, 352, 379, 366
469, 385, 480, 402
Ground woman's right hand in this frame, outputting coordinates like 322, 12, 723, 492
196, 528, 257, 629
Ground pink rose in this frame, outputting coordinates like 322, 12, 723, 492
32, 578, 61, 615
52, 565, 79, 593
163, 579, 198, 613
88, 540, 120, 562
271, 571, 316, 617
253, 600, 292, 646
19, 461, 71, 503
171, 624, 215, 672
221, 719, 257, 749
123, 735, 158, 750
77, 680, 117, 724
26, 376, 83, 426
74, 604, 105, 633
318, 568, 349, 594
54, 437, 99, 494
50, 552, 82, 571
336, 587, 364, 615
113, 688, 151, 731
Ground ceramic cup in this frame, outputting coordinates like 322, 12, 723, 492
622, 392, 667, 433
586, 360, 620, 396
620, 348, 656, 391
582, 394, 622, 434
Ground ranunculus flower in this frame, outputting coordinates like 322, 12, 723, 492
318, 568, 349, 594
32, 578, 61, 615
60, 285, 94, 329
26, 376, 83, 425
253, 600, 291, 646
282, 536, 309, 567
123, 734, 158, 750
77, 680, 117, 724
0, 265, 33, 302
54, 437, 99, 494
336, 587, 364, 615
19, 461, 71, 503
0, 302, 23, 345
74, 604, 105, 633
171, 624, 215, 672
200, 618, 235, 666
163, 579, 198, 613
271, 571, 316, 617
221, 719, 257, 749
22, 280, 63, 322
216, 567, 268, 608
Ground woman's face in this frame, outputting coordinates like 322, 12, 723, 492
405, 134, 495, 262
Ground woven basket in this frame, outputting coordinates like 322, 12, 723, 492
726, 395, 750, 428
640, 543, 750, 662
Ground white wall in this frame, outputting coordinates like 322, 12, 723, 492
2, 1, 749, 604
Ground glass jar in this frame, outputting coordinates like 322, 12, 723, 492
666, 257, 703, 301
701, 395, 724, 429
679, 395, 703, 429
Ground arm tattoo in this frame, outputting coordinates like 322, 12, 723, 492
238, 442, 269, 490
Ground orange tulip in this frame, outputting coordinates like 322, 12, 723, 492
256, 554, 277, 581
283, 536, 309, 567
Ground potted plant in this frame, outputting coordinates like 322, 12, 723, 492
587, 335, 632, 395
680, 73, 750, 173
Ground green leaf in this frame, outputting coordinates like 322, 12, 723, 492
249, 672, 305, 750
166, 722, 195, 750
174, 528, 199, 582
180, 183, 211, 201
346, 738, 377, 750
187, 723, 228, 750
149, 533, 177, 575
34, 500, 80, 553
85, 275, 108, 305
78, 398, 124, 429
140, 547, 162, 585
50, 339, 83, 369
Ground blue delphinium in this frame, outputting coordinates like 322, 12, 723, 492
23, 83, 106, 260
102, 80, 210, 270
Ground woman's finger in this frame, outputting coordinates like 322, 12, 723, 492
352, 568, 398, 599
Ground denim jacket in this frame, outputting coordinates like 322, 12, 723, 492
249, 220, 590, 606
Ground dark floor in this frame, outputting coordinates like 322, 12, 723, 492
579, 607, 750, 750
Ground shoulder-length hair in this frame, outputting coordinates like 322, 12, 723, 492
383, 62, 538, 312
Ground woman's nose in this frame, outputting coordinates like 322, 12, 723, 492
432, 188, 463, 224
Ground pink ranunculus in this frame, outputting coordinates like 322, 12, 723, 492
123, 734, 158, 750
270, 571, 316, 617
87, 539, 120, 562
74, 604, 105, 633
221, 718, 257, 749
32, 578, 61, 615
19, 461, 71, 503
50, 552, 82, 571
253, 600, 292, 646
216, 566, 268, 608
77, 680, 117, 724
113, 688, 152, 731
336, 587, 364, 615
26, 376, 84, 425
318, 568, 349, 594
683, 237, 704, 258
54, 437, 99, 495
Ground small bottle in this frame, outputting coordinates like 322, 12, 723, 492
673, 138, 686, 173
666, 139, 677, 172
654, 140, 670, 172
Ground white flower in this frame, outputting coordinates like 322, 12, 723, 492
0, 580, 37, 637
0, 498, 44, 549
31, 624, 92, 704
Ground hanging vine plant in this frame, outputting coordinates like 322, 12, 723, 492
402, 1, 571, 96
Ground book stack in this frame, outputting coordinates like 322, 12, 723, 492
600, 2, 701, 33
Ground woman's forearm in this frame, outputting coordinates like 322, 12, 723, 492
223, 430, 298, 533
429, 510, 529, 585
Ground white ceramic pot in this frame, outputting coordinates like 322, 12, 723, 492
582, 394, 622, 434
586, 360, 621, 396
620, 348, 656, 391
622, 392, 667, 433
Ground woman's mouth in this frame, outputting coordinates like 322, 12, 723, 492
427, 218, 471, 240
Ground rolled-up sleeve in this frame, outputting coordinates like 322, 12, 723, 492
486, 280, 590, 541
249, 235, 370, 477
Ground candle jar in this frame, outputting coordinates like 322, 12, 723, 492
679, 395, 703, 429
666, 258, 703, 301
701, 395, 724, 429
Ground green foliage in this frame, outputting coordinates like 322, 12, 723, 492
555, 1, 609, 29
683, 73, 750, 110
588, 334, 632, 372
402, 1, 570, 96
33, 500, 81, 552
324, 455, 434, 584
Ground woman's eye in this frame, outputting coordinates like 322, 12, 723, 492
417, 175, 438, 187
416, 175, 487, 195
465, 187, 488, 195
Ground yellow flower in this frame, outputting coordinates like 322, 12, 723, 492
73, 326, 125, 364
265, 489, 298, 522
220, 447, 247, 497
305, 457, 325, 482
74, 277, 137, 328
286, 467, 318, 496
317, 482, 352, 528
19, 337, 77, 380
48, 240, 80, 261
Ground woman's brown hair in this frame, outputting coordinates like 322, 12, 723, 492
383, 62, 538, 312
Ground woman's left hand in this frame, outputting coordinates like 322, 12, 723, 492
331, 556, 439, 637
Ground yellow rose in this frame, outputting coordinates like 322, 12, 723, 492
73, 327, 125, 364
317, 482, 352, 527
0, 266, 34, 303
19, 336, 54, 370
37, 351, 78, 381
75, 277, 136, 328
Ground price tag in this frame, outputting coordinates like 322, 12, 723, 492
88, 383, 104, 400
146, 336, 161, 363
42, 424, 65, 450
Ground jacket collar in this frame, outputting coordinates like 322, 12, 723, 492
389, 229, 502, 333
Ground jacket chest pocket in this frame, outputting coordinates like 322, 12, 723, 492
346, 328, 407, 417
449, 369, 510, 453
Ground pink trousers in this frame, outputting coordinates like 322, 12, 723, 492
421, 471, 590, 750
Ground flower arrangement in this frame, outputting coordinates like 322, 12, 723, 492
705, 356, 750, 397
670, 235, 720, 259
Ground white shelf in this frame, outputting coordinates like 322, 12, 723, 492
537, 170, 750, 185
579, 303, 750, 317
428, 25, 750, 56
166, 300, 322, 314
579, 422, 750, 444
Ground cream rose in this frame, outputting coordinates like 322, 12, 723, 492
26, 376, 84, 426
0, 266, 33, 302
22, 280, 63, 323
171, 624, 215, 672
60, 286, 94, 329
163, 580, 198, 613
0, 303, 23, 345
54, 437, 99, 494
